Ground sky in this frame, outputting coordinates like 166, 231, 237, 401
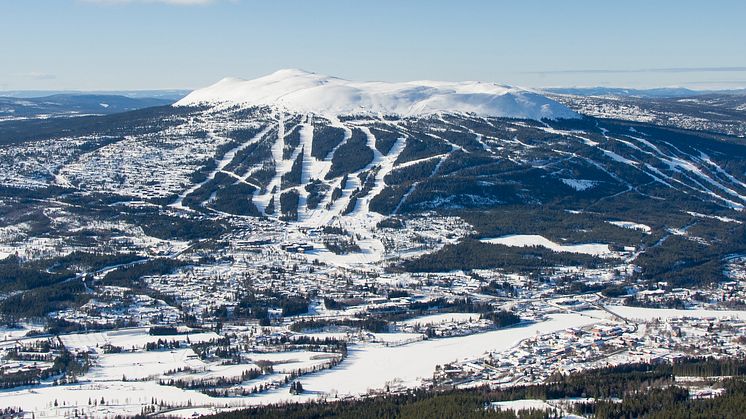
1, 0, 745, 91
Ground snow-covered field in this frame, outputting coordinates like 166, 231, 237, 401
603, 306, 746, 321
607, 220, 652, 233
0, 313, 596, 416
481, 234, 612, 256
0, 323, 43, 342
87, 349, 205, 381
60, 328, 220, 352
400, 313, 480, 326
279, 313, 598, 397
490, 399, 555, 413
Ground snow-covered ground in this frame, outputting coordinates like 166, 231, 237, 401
602, 306, 746, 321
176, 69, 578, 120
0, 323, 43, 342
0, 313, 596, 417
400, 313, 480, 326
280, 313, 598, 397
87, 349, 206, 381
561, 178, 598, 191
481, 234, 612, 256
60, 328, 220, 352
490, 399, 555, 413
607, 220, 652, 233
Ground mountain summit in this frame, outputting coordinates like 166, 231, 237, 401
176, 69, 577, 120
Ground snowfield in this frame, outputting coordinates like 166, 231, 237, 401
59, 328, 220, 352
607, 220, 652, 233
87, 349, 206, 381
400, 313, 480, 326
481, 234, 612, 256
603, 306, 746, 321
176, 69, 578, 120
277, 313, 599, 398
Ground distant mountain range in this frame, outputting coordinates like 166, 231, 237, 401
0, 94, 180, 119
3, 82, 744, 122
0, 90, 190, 100
545, 86, 746, 98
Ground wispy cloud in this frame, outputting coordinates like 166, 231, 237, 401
82, 0, 221, 5
526, 66, 746, 75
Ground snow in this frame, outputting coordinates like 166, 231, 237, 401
346, 127, 406, 218
491, 399, 586, 417
481, 234, 612, 256
0, 314, 593, 416
600, 148, 639, 166
176, 69, 578, 120
607, 220, 652, 233
59, 328, 220, 352
603, 306, 746, 321
290, 313, 597, 397
561, 178, 598, 191
87, 349, 205, 381
0, 324, 42, 342
401, 313, 479, 326
686, 211, 742, 224
491, 399, 554, 412
241, 350, 339, 374
0, 381, 227, 418
172, 126, 271, 209
370, 332, 425, 343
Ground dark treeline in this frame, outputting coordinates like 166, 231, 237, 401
310, 124, 346, 160
398, 239, 604, 273
577, 379, 746, 418
290, 318, 390, 333
326, 129, 374, 179
101, 258, 185, 288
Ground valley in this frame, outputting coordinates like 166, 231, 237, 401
1, 70, 746, 418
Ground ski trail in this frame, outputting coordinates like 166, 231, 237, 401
254, 114, 287, 214
617, 133, 746, 208
320, 116, 353, 171
698, 151, 746, 190
218, 169, 262, 189
296, 116, 315, 222
313, 127, 382, 224
393, 150, 449, 215
394, 154, 448, 170
171, 126, 271, 209
349, 129, 406, 216
303, 119, 353, 224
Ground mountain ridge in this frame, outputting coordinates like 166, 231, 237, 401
176, 69, 578, 120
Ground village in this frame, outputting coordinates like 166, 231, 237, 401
1, 208, 746, 417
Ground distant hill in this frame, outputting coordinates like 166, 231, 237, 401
0, 89, 190, 100
0, 94, 178, 119
177, 69, 578, 120
545, 86, 746, 98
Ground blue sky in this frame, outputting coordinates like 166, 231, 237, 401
2, 0, 745, 90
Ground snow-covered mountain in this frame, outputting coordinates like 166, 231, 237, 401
176, 69, 577, 120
